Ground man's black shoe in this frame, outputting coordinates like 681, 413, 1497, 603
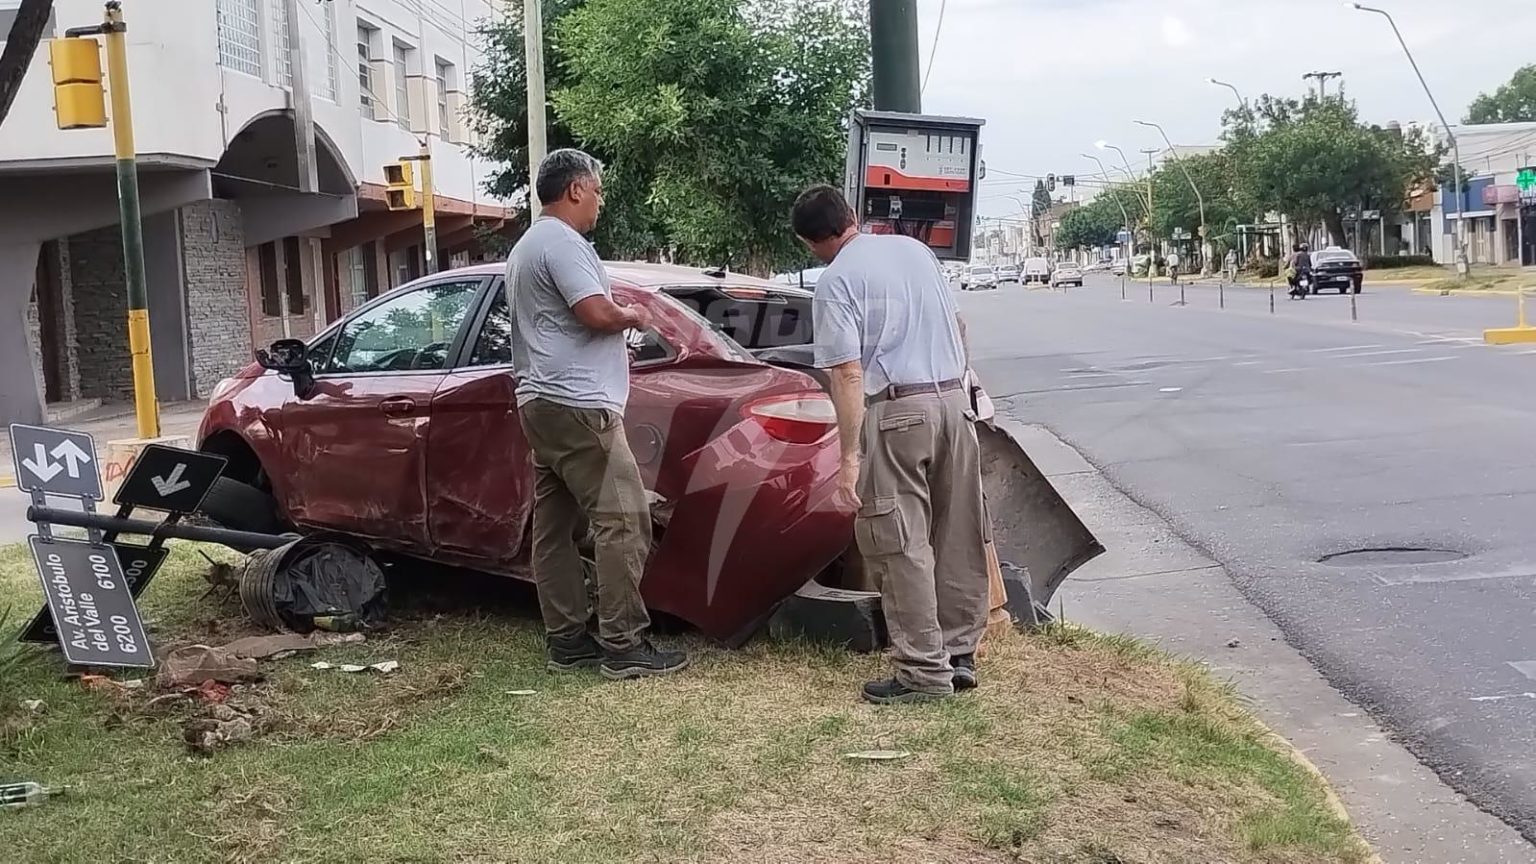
861, 677, 953, 705
951, 654, 977, 691
546, 633, 604, 672
599, 640, 690, 680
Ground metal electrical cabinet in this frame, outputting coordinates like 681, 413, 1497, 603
844, 109, 985, 262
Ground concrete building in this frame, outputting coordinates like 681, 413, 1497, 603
0, 0, 511, 425
1433, 122, 1536, 267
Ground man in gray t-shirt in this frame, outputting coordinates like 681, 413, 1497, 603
505, 149, 687, 680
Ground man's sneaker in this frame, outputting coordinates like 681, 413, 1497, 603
951, 654, 978, 691
546, 633, 604, 672
861, 677, 953, 705
599, 640, 690, 680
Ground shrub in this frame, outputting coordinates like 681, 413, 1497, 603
1246, 258, 1280, 278
1364, 255, 1437, 270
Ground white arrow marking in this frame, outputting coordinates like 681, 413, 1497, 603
21, 443, 61, 482
51, 439, 92, 478
150, 463, 192, 496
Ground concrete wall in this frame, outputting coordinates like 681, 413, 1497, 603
69, 227, 132, 400
180, 201, 255, 397
0, 242, 44, 424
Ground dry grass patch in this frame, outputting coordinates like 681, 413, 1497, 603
0, 543, 1370, 863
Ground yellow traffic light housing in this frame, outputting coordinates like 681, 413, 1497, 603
50, 37, 107, 130
384, 162, 417, 210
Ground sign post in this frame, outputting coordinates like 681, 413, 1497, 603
11, 427, 229, 664
1518, 167, 1535, 267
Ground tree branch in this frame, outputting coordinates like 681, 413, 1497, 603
0, 0, 54, 130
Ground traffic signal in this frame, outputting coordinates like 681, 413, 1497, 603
384, 162, 417, 210
1047, 173, 1056, 191
49, 37, 106, 130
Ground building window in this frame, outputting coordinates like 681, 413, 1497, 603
347, 247, 368, 310
283, 237, 307, 316
435, 58, 455, 131
215, 0, 262, 79
258, 242, 281, 317
393, 41, 413, 130
321, 0, 339, 102
357, 22, 376, 111
271, 0, 291, 88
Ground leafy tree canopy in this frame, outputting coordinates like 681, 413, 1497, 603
1466, 65, 1536, 125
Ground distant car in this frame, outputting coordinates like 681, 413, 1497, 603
1110, 259, 1127, 276
960, 264, 998, 291
1051, 265, 1084, 288
772, 267, 826, 290
1309, 248, 1364, 294
996, 264, 1021, 284
1021, 257, 1051, 285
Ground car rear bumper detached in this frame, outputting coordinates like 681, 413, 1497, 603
642, 419, 854, 642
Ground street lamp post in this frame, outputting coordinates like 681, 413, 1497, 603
1084, 153, 1133, 298
1136, 120, 1210, 276
1348, 2, 1469, 276
1207, 77, 1247, 115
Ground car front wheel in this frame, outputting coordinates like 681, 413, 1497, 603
199, 477, 284, 536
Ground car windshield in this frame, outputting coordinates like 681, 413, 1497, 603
969, 266, 993, 275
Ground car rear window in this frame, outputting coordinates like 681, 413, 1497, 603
663, 284, 813, 352
1315, 251, 1357, 264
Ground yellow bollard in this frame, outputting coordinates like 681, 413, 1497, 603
1484, 286, 1536, 344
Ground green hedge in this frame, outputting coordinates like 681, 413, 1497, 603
1364, 255, 1437, 270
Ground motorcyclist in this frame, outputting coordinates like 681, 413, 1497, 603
1287, 243, 1312, 296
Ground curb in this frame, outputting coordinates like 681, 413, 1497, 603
1412, 286, 1525, 297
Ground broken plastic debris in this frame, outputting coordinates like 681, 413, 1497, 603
310, 660, 399, 675
842, 750, 912, 761
20, 699, 45, 713
503, 689, 539, 696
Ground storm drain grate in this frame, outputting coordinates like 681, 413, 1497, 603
1318, 547, 1467, 567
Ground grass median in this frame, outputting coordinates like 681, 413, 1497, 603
0, 542, 1372, 863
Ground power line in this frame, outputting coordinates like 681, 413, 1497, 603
920, 0, 945, 98
295, 0, 420, 140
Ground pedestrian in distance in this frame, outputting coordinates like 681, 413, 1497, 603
505, 148, 688, 681
790, 185, 991, 705
1224, 248, 1238, 283
1166, 250, 1181, 286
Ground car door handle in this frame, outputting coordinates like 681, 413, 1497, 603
380, 397, 417, 416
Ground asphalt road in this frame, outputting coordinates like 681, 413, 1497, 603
962, 274, 1536, 843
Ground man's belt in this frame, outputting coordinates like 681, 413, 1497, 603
867, 378, 964, 405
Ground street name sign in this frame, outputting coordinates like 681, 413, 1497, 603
19, 542, 168, 644
28, 536, 154, 667
9, 424, 101, 500
115, 444, 227, 513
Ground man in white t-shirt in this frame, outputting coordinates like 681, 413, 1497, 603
791, 185, 989, 705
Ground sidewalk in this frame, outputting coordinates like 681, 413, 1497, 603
0, 401, 209, 487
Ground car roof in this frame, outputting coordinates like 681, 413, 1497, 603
441, 260, 795, 293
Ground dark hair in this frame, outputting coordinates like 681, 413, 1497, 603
791, 185, 855, 242
536, 148, 602, 206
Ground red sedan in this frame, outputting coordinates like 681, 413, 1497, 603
197, 262, 855, 643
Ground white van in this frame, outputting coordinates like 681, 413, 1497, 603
1022, 257, 1051, 285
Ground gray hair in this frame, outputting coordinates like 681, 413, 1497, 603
535, 148, 603, 206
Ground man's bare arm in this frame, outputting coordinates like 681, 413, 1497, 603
826, 361, 865, 465
571, 295, 649, 334
956, 314, 971, 367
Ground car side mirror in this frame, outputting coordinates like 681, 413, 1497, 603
256, 338, 317, 400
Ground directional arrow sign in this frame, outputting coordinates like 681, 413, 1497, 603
9, 424, 102, 500
115, 444, 227, 513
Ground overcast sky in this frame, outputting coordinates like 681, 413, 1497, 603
911, 0, 1536, 219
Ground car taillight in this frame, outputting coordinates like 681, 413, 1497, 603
744, 394, 837, 444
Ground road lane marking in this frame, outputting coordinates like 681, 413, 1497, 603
1309, 344, 1383, 353
1264, 368, 1309, 374
1506, 661, 1536, 680
1334, 348, 1423, 359
1158, 387, 1182, 393
1470, 692, 1536, 703
1233, 360, 1263, 366
1361, 356, 1458, 367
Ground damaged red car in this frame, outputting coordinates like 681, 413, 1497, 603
198, 262, 1099, 644
198, 262, 859, 642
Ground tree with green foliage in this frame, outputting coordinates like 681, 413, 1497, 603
1054, 191, 1126, 251
546, 0, 868, 273
1223, 94, 1439, 247
1466, 65, 1536, 124
1030, 179, 1052, 247
1144, 151, 1242, 251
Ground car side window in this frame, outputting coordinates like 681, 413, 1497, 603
467, 287, 512, 367
324, 280, 481, 374
626, 326, 674, 365
307, 332, 337, 370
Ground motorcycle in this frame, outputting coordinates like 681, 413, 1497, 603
1288, 270, 1312, 300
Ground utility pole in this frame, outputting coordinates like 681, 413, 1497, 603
1142, 147, 1158, 265
414, 143, 438, 275
870, 0, 920, 113
523, 0, 547, 220
1302, 71, 1342, 99
1137, 120, 1208, 276
283, 0, 317, 195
